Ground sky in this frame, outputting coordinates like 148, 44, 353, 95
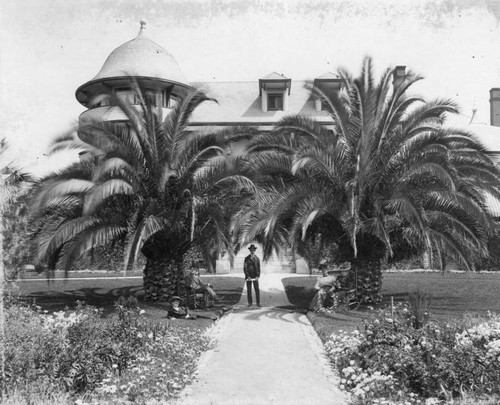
2, 0, 500, 173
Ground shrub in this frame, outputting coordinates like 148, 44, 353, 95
325, 304, 500, 403
93, 324, 213, 402
3, 299, 213, 403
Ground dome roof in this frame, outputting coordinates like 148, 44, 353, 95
92, 21, 188, 85
76, 21, 189, 105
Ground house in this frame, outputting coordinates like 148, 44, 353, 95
75, 21, 500, 272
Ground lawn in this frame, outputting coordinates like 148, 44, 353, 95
11, 274, 245, 329
282, 271, 500, 341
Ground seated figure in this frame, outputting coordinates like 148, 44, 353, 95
167, 296, 196, 319
309, 265, 342, 313
185, 262, 221, 303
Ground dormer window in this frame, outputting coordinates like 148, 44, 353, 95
259, 73, 291, 112
313, 73, 342, 112
268, 94, 284, 111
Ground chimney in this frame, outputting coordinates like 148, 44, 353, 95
392, 66, 406, 88
490, 88, 500, 126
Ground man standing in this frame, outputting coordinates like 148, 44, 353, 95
243, 244, 261, 307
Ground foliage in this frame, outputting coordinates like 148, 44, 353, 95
296, 233, 340, 271
91, 322, 213, 403
2, 187, 34, 279
3, 299, 212, 403
325, 304, 500, 403
71, 240, 126, 271
234, 57, 500, 304
31, 83, 255, 299
1, 138, 33, 280
480, 231, 500, 271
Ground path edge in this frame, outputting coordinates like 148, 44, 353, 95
176, 312, 233, 401
298, 312, 348, 402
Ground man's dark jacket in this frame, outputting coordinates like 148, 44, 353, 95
244, 254, 261, 279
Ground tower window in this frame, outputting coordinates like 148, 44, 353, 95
268, 94, 283, 111
143, 91, 157, 107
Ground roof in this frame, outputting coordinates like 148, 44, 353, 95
92, 21, 188, 85
260, 72, 289, 80
189, 80, 333, 126
468, 123, 500, 153
76, 21, 190, 105
315, 72, 339, 80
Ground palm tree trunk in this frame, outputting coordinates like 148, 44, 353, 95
143, 258, 185, 301
351, 258, 383, 306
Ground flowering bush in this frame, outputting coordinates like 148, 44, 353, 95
93, 324, 213, 402
4, 299, 214, 403
325, 305, 500, 403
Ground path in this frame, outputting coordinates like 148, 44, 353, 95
179, 274, 347, 405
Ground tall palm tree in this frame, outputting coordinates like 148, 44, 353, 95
234, 57, 500, 304
32, 85, 255, 300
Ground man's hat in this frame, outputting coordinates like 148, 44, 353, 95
248, 244, 258, 251
169, 296, 184, 304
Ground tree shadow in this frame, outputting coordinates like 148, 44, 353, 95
18, 283, 240, 320
283, 285, 316, 308
232, 306, 311, 325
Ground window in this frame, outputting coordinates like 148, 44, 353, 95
268, 94, 283, 111
144, 91, 157, 107
116, 90, 134, 104
133, 91, 158, 107
160, 90, 178, 108
92, 95, 111, 108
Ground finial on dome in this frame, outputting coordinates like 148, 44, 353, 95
138, 20, 147, 35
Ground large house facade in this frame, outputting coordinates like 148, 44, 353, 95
75, 22, 500, 273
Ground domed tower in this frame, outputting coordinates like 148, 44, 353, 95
75, 21, 191, 124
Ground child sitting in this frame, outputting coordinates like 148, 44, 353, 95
167, 296, 196, 319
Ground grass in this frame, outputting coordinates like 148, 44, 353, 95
282, 271, 500, 341
14, 270, 500, 336
10, 275, 245, 329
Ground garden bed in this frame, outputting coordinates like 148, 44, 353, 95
283, 272, 500, 404
5, 275, 245, 404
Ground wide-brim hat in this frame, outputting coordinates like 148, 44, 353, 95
169, 296, 184, 304
248, 244, 258, 251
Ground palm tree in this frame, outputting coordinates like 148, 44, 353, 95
32, 85, 255, 300
234, 57, 500, 304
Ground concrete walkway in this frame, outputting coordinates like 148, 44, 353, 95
179, 274, 347, 405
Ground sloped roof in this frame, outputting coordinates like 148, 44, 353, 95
189, 80, 333, 126
92, 21, 188, 85
76, 22, 190, 105
315, 72, 339, 80
463, 123, 500, 217
260, 72, 289, 80
468, 123, 500, 153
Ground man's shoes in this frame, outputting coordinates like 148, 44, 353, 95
257, 304, 261, 307
247, 304, 252, 307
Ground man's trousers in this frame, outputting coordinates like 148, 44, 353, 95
246, 279, 260, 306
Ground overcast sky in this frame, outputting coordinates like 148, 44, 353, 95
2, 0, 500, 172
